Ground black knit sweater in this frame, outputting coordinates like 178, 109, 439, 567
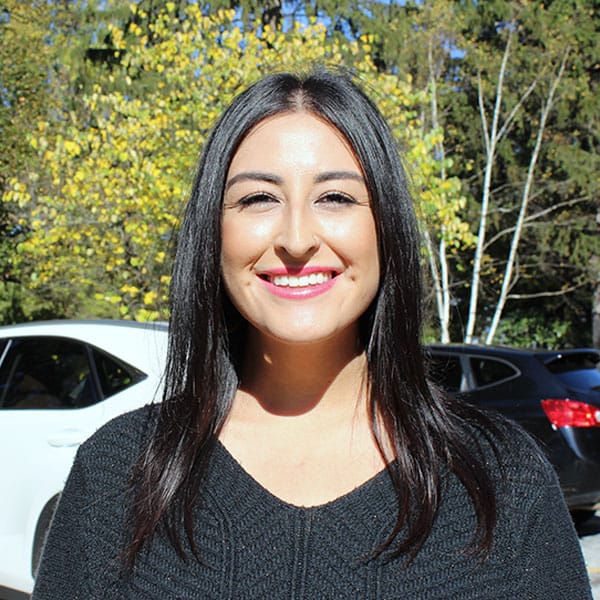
32, 406, 592, 599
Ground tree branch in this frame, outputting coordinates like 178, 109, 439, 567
508, 283, 584, 299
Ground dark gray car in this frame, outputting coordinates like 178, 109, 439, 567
427, 344, 600, 522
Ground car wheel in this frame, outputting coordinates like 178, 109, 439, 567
31, 495, 59, 577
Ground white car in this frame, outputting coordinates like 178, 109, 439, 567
0, 320, 168, 598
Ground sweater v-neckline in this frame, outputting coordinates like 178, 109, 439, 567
213, 438, 394, 512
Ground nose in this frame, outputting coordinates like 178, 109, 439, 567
274, 203, 320, 259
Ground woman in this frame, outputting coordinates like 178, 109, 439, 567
33, 69, 591, 599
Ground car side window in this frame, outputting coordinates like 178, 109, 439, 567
92, 347, 146, 398
0, 337, 98, 409
469, 357, 518, 388
428, 354, 463, 393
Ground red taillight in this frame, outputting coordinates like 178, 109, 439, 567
541, 399, 600, 428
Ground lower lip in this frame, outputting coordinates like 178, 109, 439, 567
258, 276, 337, 299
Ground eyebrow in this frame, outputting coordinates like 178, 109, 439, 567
313, 170, 364, 184
225, 170, 364, 190
225, 171, 282, 190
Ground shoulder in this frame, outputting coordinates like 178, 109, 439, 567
443, 409, 560, 522
441, 417, 591, 597
455, 409, 556, 487
453, 414, 563, 525
486, 417, 554, 484
32, 408, 159, 598
74, 403, 159, 477
496, 419, 556, 483
443, 414, 572, 544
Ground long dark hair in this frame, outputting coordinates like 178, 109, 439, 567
126, 68, 500, 566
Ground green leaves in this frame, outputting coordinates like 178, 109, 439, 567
2, 0, 596, 348
4, 5, 454, 324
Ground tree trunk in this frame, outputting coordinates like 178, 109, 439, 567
593, 207, 600, 349
428, 39, 450, 343
594, 275, 600, 349
485, 49, 569, 345
464, 26, 522, 343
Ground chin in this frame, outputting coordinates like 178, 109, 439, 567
257, 321, 359, 348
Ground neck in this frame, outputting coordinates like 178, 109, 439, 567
237, 326, 368, 418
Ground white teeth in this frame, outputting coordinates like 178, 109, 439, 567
272, 272, 332, 287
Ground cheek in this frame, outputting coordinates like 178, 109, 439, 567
221, 217, 272, 272
325, 214, 379, 268
348, 217, 380, 299
220, 219, 244, 295
356, 220, 379, 266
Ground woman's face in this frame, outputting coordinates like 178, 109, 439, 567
221, 111, 380, 346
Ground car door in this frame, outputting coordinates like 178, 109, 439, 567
427, 352, 468, 395
0, 336, 107, 594
460, 353, 561, 446
428, 350, 536, 428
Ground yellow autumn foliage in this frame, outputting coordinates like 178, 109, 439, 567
3, 7, 472, 321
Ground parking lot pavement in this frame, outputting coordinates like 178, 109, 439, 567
578, 515, 600, 599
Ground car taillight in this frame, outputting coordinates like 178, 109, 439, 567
541, 399, 600, 428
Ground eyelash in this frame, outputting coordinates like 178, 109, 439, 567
236, 191, 357, 208
318, 191, 357, 205
236, 192, 278, 207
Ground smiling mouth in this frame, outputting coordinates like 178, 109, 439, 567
259, 271, 336, 288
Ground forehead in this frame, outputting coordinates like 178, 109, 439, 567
228, 111, 363, 175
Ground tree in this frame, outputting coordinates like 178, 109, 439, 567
446, 0, 600, 346
4, 5, 459, 323
332, 0, 600, 348
5, 0, 597, 348
394, 1, 475, 343
0, 1, 62, 319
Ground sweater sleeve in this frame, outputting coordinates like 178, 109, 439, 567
31, 452, 91, 600
520, 469, 592, 600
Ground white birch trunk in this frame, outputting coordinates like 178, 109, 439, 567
485, 50, 569, 344
463, 25, 538, 343
427, 39, 451, 342
423, 228, 445, 336
463, 30, 514, 343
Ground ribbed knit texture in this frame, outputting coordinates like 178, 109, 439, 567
32, 406, 592, 599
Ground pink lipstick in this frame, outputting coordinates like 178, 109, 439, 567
257, 267, 340, 299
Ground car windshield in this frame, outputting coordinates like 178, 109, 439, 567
543, 352, 600, 391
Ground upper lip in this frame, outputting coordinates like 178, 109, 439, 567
257, 266, 341, 278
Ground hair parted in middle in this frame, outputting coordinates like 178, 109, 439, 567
127, 67, 500, 567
